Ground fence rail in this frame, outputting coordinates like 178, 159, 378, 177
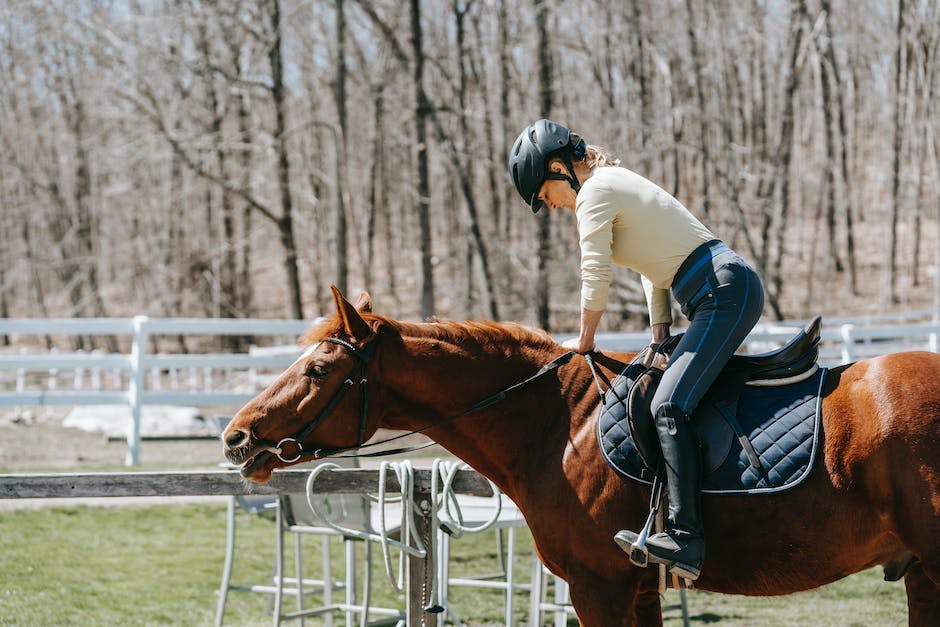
2, 315, 939, 465
0, 316, 313, 465
0, 467, 492, 499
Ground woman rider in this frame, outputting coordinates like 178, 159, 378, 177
508, 118, 764, 580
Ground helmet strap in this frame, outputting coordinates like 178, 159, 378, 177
546, 138, 587, 197
560, 152, 581, 193
544, 154, 581, 193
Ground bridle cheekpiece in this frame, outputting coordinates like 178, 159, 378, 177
273, 336, 376, 463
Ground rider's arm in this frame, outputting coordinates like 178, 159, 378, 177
573, 308, 603, 353
651, 322, 671, 344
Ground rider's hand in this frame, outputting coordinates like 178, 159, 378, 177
651, 323, 671, 345
562, 336, 596, 354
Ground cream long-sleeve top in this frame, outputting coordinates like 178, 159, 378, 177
575, 166, 715, 325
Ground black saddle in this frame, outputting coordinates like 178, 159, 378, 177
597, 317, 826, 494
723, 316, 822, 384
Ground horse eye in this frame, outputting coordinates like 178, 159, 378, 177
304, 364, 328, 378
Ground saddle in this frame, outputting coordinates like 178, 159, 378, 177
598, 316, 826, 494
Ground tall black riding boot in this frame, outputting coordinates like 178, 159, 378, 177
647, 403, 705, 577
615, 403, 705, 579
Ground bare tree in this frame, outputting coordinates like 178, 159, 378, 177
820, 0, 859, 294
332, 0, 350, 296
411, 0, 435, 318
535, 0, 554, 331
684, 0, 712, 217
887, 0, 906, 304
2, 0, 938, 328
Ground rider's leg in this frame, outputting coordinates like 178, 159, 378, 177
641, 402, 705, 578
615, 248, 764, 579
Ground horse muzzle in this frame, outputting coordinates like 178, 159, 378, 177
222, 427, 281, 479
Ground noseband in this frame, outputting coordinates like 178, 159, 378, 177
273, 337, 375, 463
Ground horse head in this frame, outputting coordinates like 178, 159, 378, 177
223, 286, 382, 482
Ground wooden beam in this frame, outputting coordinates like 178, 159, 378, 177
0, 468, 494, 499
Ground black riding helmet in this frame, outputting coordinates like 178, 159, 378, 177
508, 119, 586, 213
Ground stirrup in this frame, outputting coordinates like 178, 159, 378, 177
613, 473, 664, 568
614, 528, 652, 568
620, 534, 702, 581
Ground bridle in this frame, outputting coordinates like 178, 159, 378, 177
269, 335, 575, 463
273, 337, 375, 463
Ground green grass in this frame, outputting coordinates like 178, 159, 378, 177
0, 503, 909, 626
660, 571, 907, 626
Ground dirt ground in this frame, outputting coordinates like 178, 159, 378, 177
0, 409, 232, 511
0, 409, 225, 471
0, 407, 447, 474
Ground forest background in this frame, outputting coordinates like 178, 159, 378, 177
2, 0, 939, 342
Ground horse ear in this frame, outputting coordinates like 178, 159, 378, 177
353, 292, 372, 313
331, 285, 371, 341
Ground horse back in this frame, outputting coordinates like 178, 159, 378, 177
821, 351, 940, 492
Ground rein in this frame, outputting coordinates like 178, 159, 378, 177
583, 352, 613, 398
271, 336, 575, 462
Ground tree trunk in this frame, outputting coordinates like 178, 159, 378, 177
912, 3, 940, 290
887, 0, 905, 304
535, 0, 553, 331
820, 0, 858, 294
630, 0, 651, 170
497, 0, 513, 242
199, 18, 238, 320
715, 2, 774, 317
268, 0, 303, 318
333, 0, 349, 296
446, 0, 499, 320
768, 0, 808, 319
365, 83, 384, 295
63, 67, 117, 349
685, 0, 711, 217
817, 18, 843, 274
411, 0, 434, 319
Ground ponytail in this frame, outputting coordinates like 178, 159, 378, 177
583, 145, 621, 169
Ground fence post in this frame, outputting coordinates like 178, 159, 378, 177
127, 316, 149, 466
840, 324, 856, 364
407, 488, 439, 626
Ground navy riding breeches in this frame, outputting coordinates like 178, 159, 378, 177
651, 239, 765, 416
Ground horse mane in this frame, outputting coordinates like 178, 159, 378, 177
300, 311, 561, 355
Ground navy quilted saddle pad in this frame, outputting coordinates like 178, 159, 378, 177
597, 368, 827, 495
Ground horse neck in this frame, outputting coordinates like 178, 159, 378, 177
376, 329, 581, 494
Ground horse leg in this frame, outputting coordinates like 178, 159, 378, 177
889, 441, 940, 589
905, 562, 940, 626
635, 585, 665, 626
565, 572, 661, 627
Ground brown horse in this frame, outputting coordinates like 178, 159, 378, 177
222, 287, 940, 625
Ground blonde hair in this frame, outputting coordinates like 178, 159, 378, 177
584, 144, 621, 169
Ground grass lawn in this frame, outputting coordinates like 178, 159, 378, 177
0, 503, 908, 626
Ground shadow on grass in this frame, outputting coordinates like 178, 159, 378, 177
690, 612, 739, 623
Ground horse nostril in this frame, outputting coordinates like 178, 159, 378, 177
224, 428, 249, 450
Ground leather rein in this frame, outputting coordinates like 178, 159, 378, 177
271, 336, 575, 462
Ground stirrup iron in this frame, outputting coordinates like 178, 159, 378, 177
627, 473, 664, 568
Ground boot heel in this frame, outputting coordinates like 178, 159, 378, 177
669, 562, 701, 581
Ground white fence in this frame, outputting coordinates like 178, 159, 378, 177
0, 317, 313, 465
2, 315, 939, 466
